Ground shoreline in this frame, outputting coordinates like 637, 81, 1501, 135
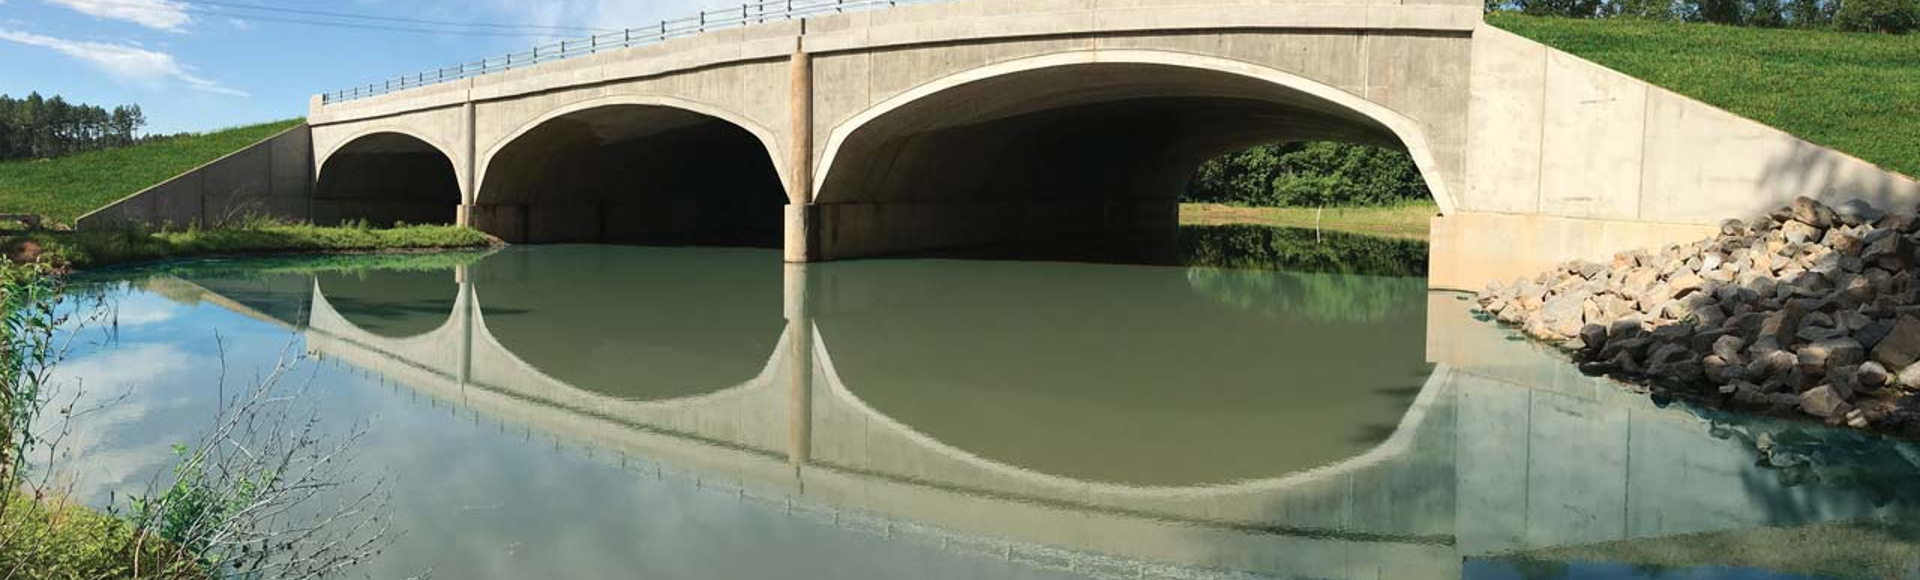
1480, 196, 1920, 439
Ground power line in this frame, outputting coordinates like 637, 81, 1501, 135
207, 13, 579, 38
175, 0, 616, 33
47, 0, 617, 36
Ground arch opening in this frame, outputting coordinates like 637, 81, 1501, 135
812, 59, 1444, 263
314, 132, 461, 227
474, 105, 785, 246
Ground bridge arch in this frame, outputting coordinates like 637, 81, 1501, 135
313, 129, 463, 227
472, 97, 787, 245
811, 49, 1458, 260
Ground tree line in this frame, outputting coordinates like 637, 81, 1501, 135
0, 93, 148, 162
1185, 142, 1432, 208
1497, 0, 1916, 33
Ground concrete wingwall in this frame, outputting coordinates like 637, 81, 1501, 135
76, 124, 314, 230
1431, 23, 1920, 290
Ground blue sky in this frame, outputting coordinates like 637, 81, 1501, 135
0, 0, 739, 134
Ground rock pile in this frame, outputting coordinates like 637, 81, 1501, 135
1478, 196, 1920, 433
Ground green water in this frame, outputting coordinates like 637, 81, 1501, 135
45, 232, 1920, 579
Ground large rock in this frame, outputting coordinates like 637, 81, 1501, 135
1835, 198, 1886, 227
1869, 315, 1920, 370
1781, 220, 1822, 245
1789, 196, 1839, 228
1799, 385, 1851, 419
1798, 337, 1864, 375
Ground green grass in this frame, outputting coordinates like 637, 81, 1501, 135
1180, 201, 1438, 241
0, 119, 303, 225
1489, 13, 1920, 178
0, 494, 205, 579
5, 221, 494, 270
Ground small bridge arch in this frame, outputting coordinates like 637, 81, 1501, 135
470, 97, 789, 245
312, 129, 463, 226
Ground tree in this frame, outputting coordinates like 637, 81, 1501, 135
0, 93, 146, 160
1835, 0, 1920, 31
1786, 0, 1837, 26
1187, 142, 1432, 208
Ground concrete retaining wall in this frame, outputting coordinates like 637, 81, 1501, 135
76, 124, 314, 230
1435, 24, 1920, 289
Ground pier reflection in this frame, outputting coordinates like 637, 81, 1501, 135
147, 246, 1920, 580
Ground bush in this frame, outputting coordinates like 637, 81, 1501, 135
1835, 0, 1920, 32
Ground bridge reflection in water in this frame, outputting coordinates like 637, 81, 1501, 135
163, 246, 1920, 580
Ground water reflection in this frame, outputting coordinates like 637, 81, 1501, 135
61, 245, 1920, 580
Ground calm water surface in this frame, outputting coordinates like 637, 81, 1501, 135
46, 240, 1920, 579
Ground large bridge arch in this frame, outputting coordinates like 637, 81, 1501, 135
471, 97, 788, 245
805, 49, 1460, 260
311, 129, 463, 226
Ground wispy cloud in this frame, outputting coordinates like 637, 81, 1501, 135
41, 0, 192, 32
0, 29, 248, 96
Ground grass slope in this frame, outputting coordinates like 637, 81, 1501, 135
6, 222, 493, 270
0, 119, 303, 225
1490, 13, 1920, 178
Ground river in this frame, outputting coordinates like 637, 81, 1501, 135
40, 234, 1920, 579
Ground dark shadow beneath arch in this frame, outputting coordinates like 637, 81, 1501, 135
474, 106, 784, 247
317, 269, 461, 338
314, 133, 460, 226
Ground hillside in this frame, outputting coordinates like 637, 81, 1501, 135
0, 119, 303, 225
1489, 13, 1920, 179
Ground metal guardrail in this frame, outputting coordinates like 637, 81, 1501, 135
320, 0, 940, 104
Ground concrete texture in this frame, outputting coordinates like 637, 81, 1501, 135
77, 124, 314, 229
1462, 23, 1920, 226
1428, 211, 1719, 291
292, 0, 1920, 289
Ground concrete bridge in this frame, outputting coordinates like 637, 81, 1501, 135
78, 0, 1920, 290
153, 257, 1920, 579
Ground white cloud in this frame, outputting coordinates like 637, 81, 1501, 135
41, 0, 192, 32
0, 29, 248, 96
111, 292, 183, 328
38, 343, 199, 502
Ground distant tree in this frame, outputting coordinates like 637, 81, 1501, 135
0, 93, 145, 161
1685, 0, 1752, 23
1750, 0, 1790, 25
1188, 142, 1432, 208
1785, 0, 1837, 26
1834, 0, 1919, 31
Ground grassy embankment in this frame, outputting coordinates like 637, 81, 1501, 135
0, 119, 492, 270
0, 120, 303, 225
9, 221, 493, 270
1187, 17, 1917, 237
1488, 12, 1919, 179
